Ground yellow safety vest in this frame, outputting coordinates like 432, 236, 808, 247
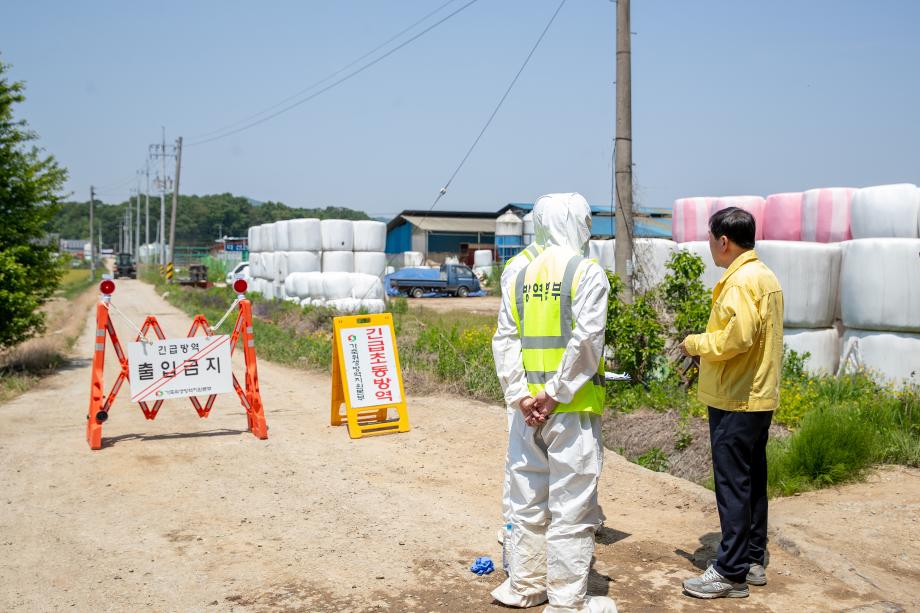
510, 246, 606, 415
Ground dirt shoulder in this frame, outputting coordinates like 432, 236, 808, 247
0, 279, 914, 612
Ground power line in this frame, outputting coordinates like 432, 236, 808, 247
426, 0, 568, 212
187, 0, 461, 142
186, 0, 481, 148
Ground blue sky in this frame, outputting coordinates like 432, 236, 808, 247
3, 0, 918, 217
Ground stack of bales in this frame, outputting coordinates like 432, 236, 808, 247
671, 183, 920, 385
247, 218, 387, 313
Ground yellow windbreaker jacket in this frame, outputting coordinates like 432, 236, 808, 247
684, 250, 784, 411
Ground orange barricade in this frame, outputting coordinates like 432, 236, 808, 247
85, 281, 267, 450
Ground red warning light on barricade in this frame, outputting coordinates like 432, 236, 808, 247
100, 279, 115, 295
233, 278, 248, 294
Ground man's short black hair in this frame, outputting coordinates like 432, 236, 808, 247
709, 207, 756, 249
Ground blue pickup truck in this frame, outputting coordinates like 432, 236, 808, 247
389, 263, 481, 298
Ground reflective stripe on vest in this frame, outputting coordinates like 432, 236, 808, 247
506, 243, 543, 270
510, 247, 605, 415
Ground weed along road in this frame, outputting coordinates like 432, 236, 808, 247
0, 278, 915, 612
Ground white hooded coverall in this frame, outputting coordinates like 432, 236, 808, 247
491, 193, 617, 613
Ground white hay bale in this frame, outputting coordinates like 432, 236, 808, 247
286, 250, 321, 274
474, 250, 493, 267
288, 218, 323, 251
311, 298, 327, 308
249, 253, 263, 278
840, 238, 920, 332
672, 197, 716, 243
350, 273, 384, 300
248, 226, 260, 253
783, 328, 840, 375
283, 273, 298, 298
288, 272, 319, 298
327, 298, 363, 313
678, 241, 722, 289
850, 183, 920, 239
633, 238, 678, 292
360, 299, 386, 314
259, 223, 275, 253
272, 281, 286, 300
354, 251, 387, 277
352, 220, 387, 252
259, 252, 276, 280
801, 187, 855, 243
588, 239, 615, 271
712, 196, 766, 241
840, 329, 920, 387
404, 251, 424, 267
321, 219, 354, 251
323, 272, 354, 300
757, 241, 841, 328
322, 250, 354, 273
273, 220, 291, 251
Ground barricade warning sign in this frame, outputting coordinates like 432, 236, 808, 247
127, 336, 233, 402
331, 313, 409, 438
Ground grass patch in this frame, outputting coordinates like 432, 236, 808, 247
57, 268, 95, 300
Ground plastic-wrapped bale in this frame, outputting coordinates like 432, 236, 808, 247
273, 281, 286, 300
321, 219, 354, 251
248, 253, 262, 278
273, 252, 288, 281
633, 238, 678, 292
322, 251, 354, 273
286, 251, 321, 274
288, 218, 323, 251
259, 252, 276, 280
678, 241, 722, 289
763, 192, 803, 241
801, 187, 855, 243
323, 272, 354, 300
283, 273, 298, 298
783, 328, 840, 375
350, 273, 384, 300
712, 196, 766, 241
327, 298, 363, 313
352, 220, 387, 252
404, 251, 424, 267
248, 226, 261, 253
361, 299, 386, 314
672, 197, 716, 243
756, 241, 841, 328
474, 250, 493, 267
259, 223, 275, 253
310, 298, 326, 308
840, 330, 920, 387
273, 220, 291, 251
840, 238, 920, 333
354, 252, 387, 277
287, 271, 322, 299
588, 239, 615, 271
850, 183, 920, 239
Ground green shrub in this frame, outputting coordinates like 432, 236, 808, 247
660, 250, 711, 341
635, 447, 669, 472
414, 323, 500, 402
605, 272, 665, 383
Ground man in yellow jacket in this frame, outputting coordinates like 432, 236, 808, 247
679, 207, 784, 599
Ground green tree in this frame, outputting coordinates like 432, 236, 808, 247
0, 59, 67, 348
604, 271, 665, 383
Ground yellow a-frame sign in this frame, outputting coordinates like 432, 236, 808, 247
331, 313, 410, 438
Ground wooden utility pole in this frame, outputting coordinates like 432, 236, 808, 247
167, 136, 182, 278
89, 186, 96, 280
613, 0, 635, 302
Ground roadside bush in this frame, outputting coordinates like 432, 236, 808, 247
604, 272, 665, 383
414, 323, 500, 402
659, 250, 710, 342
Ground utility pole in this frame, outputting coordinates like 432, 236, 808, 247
144, 161, 151, 252
167, 136, 183, 276
135, 173, 142, 256
148, 128, 173, 266
89, 186, 95, 280
613, 0, 635, 302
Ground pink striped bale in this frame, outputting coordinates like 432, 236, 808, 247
671, 197, 717, 243
712, 196, 766, 241
801, 187, 855, 243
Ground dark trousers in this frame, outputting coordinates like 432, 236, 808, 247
708, 406, 773, 583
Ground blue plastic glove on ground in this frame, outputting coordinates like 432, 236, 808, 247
470, 556, 494, 575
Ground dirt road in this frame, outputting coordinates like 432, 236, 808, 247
0, 279, 915, 612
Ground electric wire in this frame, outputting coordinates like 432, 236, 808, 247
424, 0, 568, 214
186, 0, 481, 148
187, 0, 461, 142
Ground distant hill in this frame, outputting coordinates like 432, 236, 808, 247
49, 193, 370, 248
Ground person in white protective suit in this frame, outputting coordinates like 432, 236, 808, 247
495, 198, 547, 537
491, 193, 617, 613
